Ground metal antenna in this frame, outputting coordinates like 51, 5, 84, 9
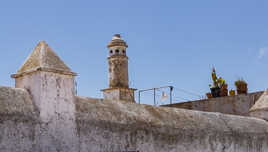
75, 81, 78, 96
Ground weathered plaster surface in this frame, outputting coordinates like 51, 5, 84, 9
102, 88, 120, 101
1, 86, 268, 152
13, 70, 79, 152
75, 97, 268, 152
36, 72, 78, 152
102, 88, 136, 102
0, 86, 37, 152
108, 56, 129, 88
164, 92, 263, 116
0, 86, 36, 116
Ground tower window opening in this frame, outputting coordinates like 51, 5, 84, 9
116, 50, 119, 53
110, 50, 113, 54
122, 50, 125, 54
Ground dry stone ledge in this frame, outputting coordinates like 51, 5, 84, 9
0, 86, 37, 121
75, 96, 268, 152
0, 86, 268, 151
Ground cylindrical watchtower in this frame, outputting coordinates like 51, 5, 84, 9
102, 34, 136, 102
107, 34, 129, 88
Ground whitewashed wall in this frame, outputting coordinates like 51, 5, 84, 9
0, 86, 268, 152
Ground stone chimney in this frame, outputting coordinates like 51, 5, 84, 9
101, 34, 136, 102
11, 41, 78, 151
249, 89, 268, 121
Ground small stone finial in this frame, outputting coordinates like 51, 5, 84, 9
112, 34, 122, 40
108, 34, 128, 48
114, 34, 121, 38
39, 40, 48, 45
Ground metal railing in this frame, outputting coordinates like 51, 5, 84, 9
138, 86, 173, 106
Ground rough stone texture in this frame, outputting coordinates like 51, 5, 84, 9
0, 86, 36, 117
102, 35, 136, 102
102, 88, 136, 102
75, 97, 268, 152
0, 86, 37, 152
15, 41, 73, 76
250, 90, 268, 112
2, 39, 268, 151
250, 90, 268, 121
163, 92, 263, 116
108, 56, 129, 88
250, 110, 268, 122
107, 34, 128, 48
1, 86, 268, 152
9, 40, 79, 152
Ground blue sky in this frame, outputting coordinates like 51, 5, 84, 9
1, 0, 268, 105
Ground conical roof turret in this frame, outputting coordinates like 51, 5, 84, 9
12, 41, 76, 78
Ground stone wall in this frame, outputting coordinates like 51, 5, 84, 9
108, 56, 129, 88
163, 92, 263, 116
1, 86, 268, 152
14, 71, 79, 152
0, 86, 37, 152
75, 96, 268, 152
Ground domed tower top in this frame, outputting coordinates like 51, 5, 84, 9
107, 34, 128, 56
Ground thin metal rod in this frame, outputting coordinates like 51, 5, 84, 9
170, 86, 173, 104
138, 86, 174, 105
153, 88, 156, 106
138, 91, 141, 104
139, 86, 173, 92
75, 81, 78, 95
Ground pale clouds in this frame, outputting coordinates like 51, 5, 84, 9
258, 47, 268, 59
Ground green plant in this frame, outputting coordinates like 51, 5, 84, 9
235, 79, 247, 86
209, 67, 228, 97
229, 89, 235, 96
235, 78, 248, 94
